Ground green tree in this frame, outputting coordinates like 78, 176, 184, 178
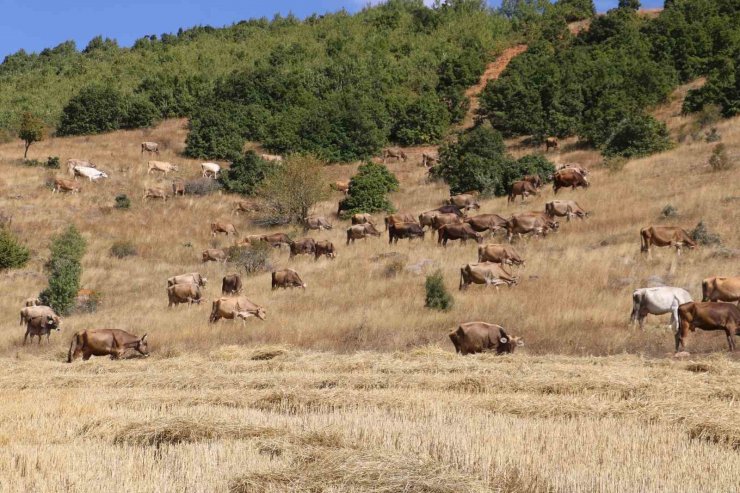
0, 228, 30, 271
258, 155, 329, 223
602, 114, 672, 158
556, 0, 595, 22
339, 162, 399, 217
57, 85, 125, 136
618, 0, 641, 11
425, 270, 453, 311
39, 225, 86, 316
18, 112, 44, 159
219, 151, 272, 195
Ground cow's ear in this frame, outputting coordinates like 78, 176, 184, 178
141, 334, 147, 342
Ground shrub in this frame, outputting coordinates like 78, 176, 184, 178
705, 128, 721, 143
383, 257, 406, 278
425, 270, 453, 311
661, 204, 678, 219
392, 95, 450, 146
45, 156, 60, 169
121, 95, 160, 129
18, 111, 44, 159
39, 225, 86, 315
114, 194, 131, 209
708, 143, 731, 171
0, 228, 30, 271
602, 155, 627, 173
227, 242, 272, 275
556, 0, 596, 22
218, 151, 271, 195
690, 221, 721, 246
602, 114, 672, 158
258, 155, 328, 223
618, 0, 640, 10
185, 178, 223, 196
110, 240, 137, 258
339, 162, 399, 217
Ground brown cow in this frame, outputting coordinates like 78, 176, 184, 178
304, 216, 332, 231
272, 269, 307, 290
421, 152, 437, 168
553, 169, 589, 194
448, 194, 480, 211
222, 274, 243, 295
143, 187, 167, 201
346, 223, 381, 245
68, 329, 148, 362
459, 262, 519, 290
464, 214, 509, 236
385, 213, 417, 231
330, 181, 349, 194
147, 161, 178, 175
544, 137, 559, 151
172, 180, 185, 196
438, 223, 483, 246
24, 315, 60, 344
382, 148, 407, 163
431, 213, 463, 237
209, 297, 266, 324
676, 302, 740, 352
506, 212, 559, 242
449, 322, 524, 355
508, 181, 538, 203
702, 277, 740, 305
556, 163, 589, 176
20, 305, 59, 326
640, 226, 696, 258
211, 222, 238, 237
167, 283, 202, 307
477, 244, 525, 266
315, 240, 337, 260
289, 238, 316, 258
202, 249, 227, 263
167, 272, 207, 288
388, 222, 425, 243
232, 199, 262, 215
545, 200, 588, 221
237, 235, 265, 247
351, 213, 374, 226
523, 174, 542, 189
52, 178, 81, 194
261, 233, 291, 248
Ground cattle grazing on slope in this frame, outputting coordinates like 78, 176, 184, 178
315, 240, 337, 260
260, 153, 283, 162
167, 272, 207, 288
24, 297, 41, 307
506, 212, 559, 242
53, 178, 81, 194
544, 137, 559, 152
477, 244, 525, 266
24, 315, 60, 344
330, 181, 350, 194
346, 223, 381, 245
702, 276, 740, 305
304, 216, 332, 231
552, 169, 589, 194
202, 249, 227, 263
232, 199, 262, 215
449, 322, 524, 355
556, 164, 589, 176
222, 274, 243, 295
385, 213, 417, 231
388, 222, 425, 243
172, 180, 185, 196
351, 213, 374, 226
71, 165, 107, 182
382, 148, 407, 163
508, 180, 538, 203
143, 187, 168, 201
147, 161, 178, 175
141, 142, 159, 154
261, 233, 291, 248
272, 269, 306, 289
431, 213, 463, 237
459, 262, 519, 290
447, 194, 480, 211
523, 174, 542, 189
676, 302, 740, 352
289, 238, 316, 258
167, 283, 202, 307
201, 162, 220, 179
438, 223, 482, 246
20, 305, 59, 327
640, 226, 696, 258
545, 200, 588, 221
211, 222, 238, 236
209, 297, 266, 324
630, 287, 693, 330
68, 329, 148, 362
464, 214, 509, 236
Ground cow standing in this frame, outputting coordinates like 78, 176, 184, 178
508, 181, 538, 203
459, 262, 519, 290
388, 222, 425, 243
464, 214, 509, 236
68, 329, 148, 362
552, 169, 588, 194
702, 276, 740, 305
222, 274, 243, 295
676, 302, 739, 352
640, 226, 696, 258
272, 269, 307, 289
24, 315, 60, 344
346, 224, 381, 245
141, 142, 159, 155
630, 287, 693, 330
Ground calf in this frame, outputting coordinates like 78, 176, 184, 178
508, 181, 538, 203
143, 187, 167, 201
53, 178, 81, 194
211, 222, 238, 237
202, 249, 227, 263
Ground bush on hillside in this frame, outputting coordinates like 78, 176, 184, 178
690, 221, 721, 246
114, 194, 131, 209
185, 178, 223, 196
338, 162, 399, 217
18, 111, 44, 159
602, 114, 672, 158
121, 95, 160, 129
708, 143, 731, 171
0, 228, 30, 271
39, 225, 86, 315
391, 95, 450, 146
218, 151, 272, 195
110, 240, 137, 258
425, 270, 453, 311
258, 155, 328, 223
227, 242, 272, 275
57, 84, 126, 136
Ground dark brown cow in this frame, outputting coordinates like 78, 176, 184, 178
702, 276, 740, 305
167, 283, 202, 307
506, 212, 559, 242
640, 226, 696, 258
676, 302, 740, 352
272, 269, 307, 290
544, 137, 559, 152
68, 329, 149, 362
523, 174, 542, 189
449, 322, 524, 355
508, 181, 538, 203
261, 233, 291, 248
553, 169, 589, 194
172, 180, 185, 196
346, 223, 381, 245
289, 238, 316, 258
210, 222, 238, 236
438, 223, 483, 246
464, 214, 509, 236
477, 244, 525, 266
385, 213, 417, 231
315, 240, 337, 260
388, 222, 425, 243
545, 200, 588, 221
222, 274, 243, 295
459, 262, 519, 290
202, 249, 227, 263
382, 148, 407, 163
351, 213, 374, 226
24, 315, 60, 344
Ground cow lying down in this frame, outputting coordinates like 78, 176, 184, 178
449, 322, 524, 355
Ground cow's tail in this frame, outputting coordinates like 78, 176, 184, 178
19, 310, 25, 326
701, 280, 709, 302
640, 229, 648, 252
67, 332, 82, 363
208, 301, 219, 324
271, 272, 277, 290
459, 267, 466, 291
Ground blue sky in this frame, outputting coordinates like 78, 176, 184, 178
0, 0, 664, 60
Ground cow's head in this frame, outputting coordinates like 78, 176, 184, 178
200, 277, 208, 287
240, 307, 269, 322
630, 291, 642, 323
496, 328, 524, 354
46, 315, 61, 331
474, 232, 484, 244
136, 334, 150, 357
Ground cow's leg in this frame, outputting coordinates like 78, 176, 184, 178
83, 351, 92, 361
726, 330, 735, 352
23, 331, 29, 345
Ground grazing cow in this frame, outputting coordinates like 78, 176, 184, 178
330, 181, 350, 194
261, 233, 291, 248
167, 272, 207, 288
304, 216, 332, 231
222, 274, 243, 295
419, 210, 443, 231
544, 137, 559, 151
382, 148, 407, 163
676, 302, 740, 352
53, 178, 81, 194
272, 269, 307, 290
449, 323, 524, 355
431, 213, 463, 236
68, 329, 148, 362
464, 214, 509, 236
237, 235, 265, 247
209, 297, 266, 324
545, 200, 588, 221
201, 162, 220, 179
556, 164, 589, 176
702, 276, 740, 305
167, 283, 202, 307
506, 212, 559, 242
421, 153, 437, 168
20, 305, 59, 326
67, 159, 94, 171
640, 226, 696, 258
508, 181, 538, 203
351, 213, 374, 226
147, 161, 178, 175
385, 213, 417, 231
141, 142, 159, 154
24, 315, 60, 344
346, 223, 381, 245
630, 287, 693, 330
143, 187, 167, 201
289, 238, 316, 258
388, 222, 425, 244
202, 249, 227, 263
260, 153, 283, 162
448, 194, 480, 211
232, 199, 262, 215
23, 297, 41, 307
553, 169, 589, 194
437, 223, 483, 246
172, 180, 185, 196
436, 205, 465, 217
211, 222, 238, 236
459, 262, 519, 290
314, 240, 337, 260
72, 165, 108, 182
477, 244, 525, 266
523, 174, 542, 189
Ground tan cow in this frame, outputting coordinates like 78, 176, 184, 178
24, 314, 60, 344
351, 213, 374, 225
289, 238, 316, 258
464, 214, 509, 236
68, 329, 148, 362
346, 223, 381, 245
272, 269, 306, 289
261, 233, 291, 248
702, 277, 740, 305
202, 249, 227, 263
237, 235, 265, 247
431, 213, 463, 236
141, 142, 159, 154
544, 137, 559, 151
260, 153, 283, 162
506, 212, 559, 242
545, 200, 588, 221
382, 148, 407, 163
172, 180, 185, 196
385, 213, 417, 231
508, 181, 538, 203
477, 244, 525, 266
449, 322, 524, 355
304, 216, 332, 231
167, 272, 208, 288
20, 305, 59, 326
640, 226, 696, 258
209, 296, 266, 324
437, 223, 483, 246
330, 181, 350, 194
167, 283, 202, 307
143, 187, 167, 201
315, 240, 337, 260
523, 174, 542, 189
147, 161, 178, 175
448, 194, 480, 211
421, 152, 438, 168
676, 302, 740, 352
211, 222, 238, 236
459, 262, 519, 290
53, 178, 81, 194
556, 163, 589, 176
553, 169, 589, 194
232, 199, 262, 215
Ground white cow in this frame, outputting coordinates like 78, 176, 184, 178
630, 287, 693, 330
73, 165, 108, 182
259, 154, 283, 162
201, 162, 220, 179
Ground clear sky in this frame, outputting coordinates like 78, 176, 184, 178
0, 0, 665, 60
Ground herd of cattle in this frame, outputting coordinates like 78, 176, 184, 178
17, 143, 740, 360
